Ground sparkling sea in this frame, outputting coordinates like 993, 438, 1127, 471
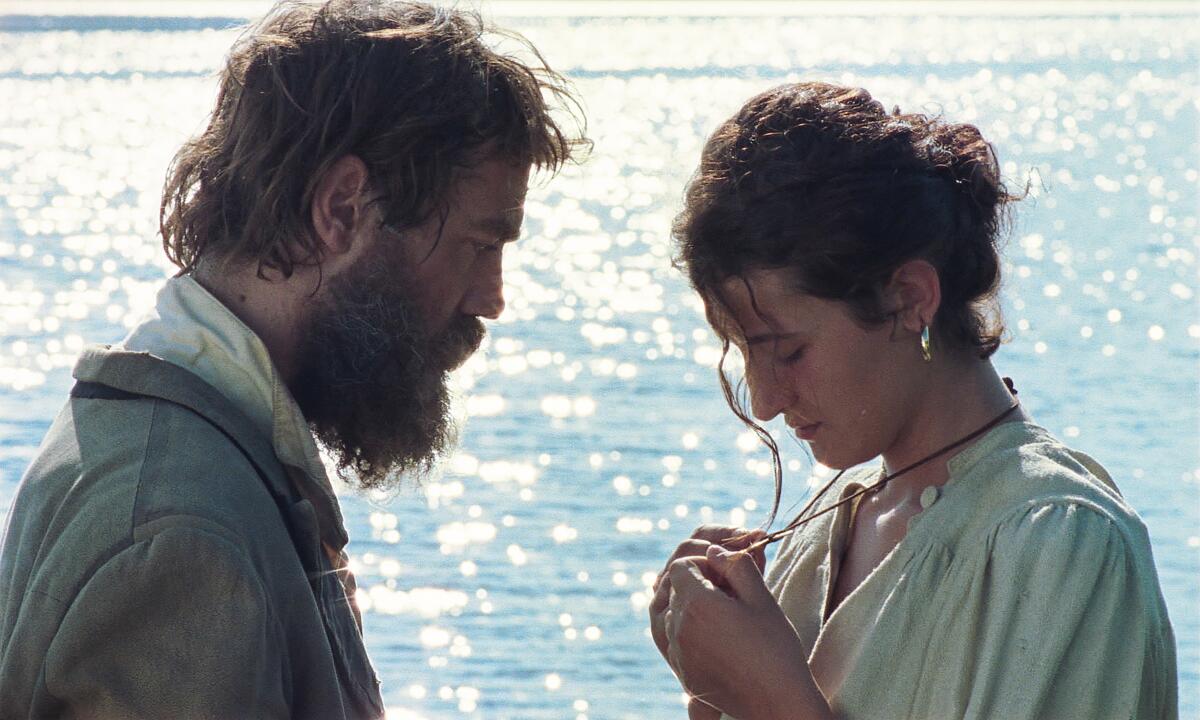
0, 3, 1197, 718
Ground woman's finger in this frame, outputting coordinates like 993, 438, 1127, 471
705, 545, 772, 606
654, 539, 713, 591
721, 529, 768, 571
651, 538, 716, 618
689, 524, 753, 546
689, 526, 767, 572
650, 600, 671, 660
668, 557, 724, 607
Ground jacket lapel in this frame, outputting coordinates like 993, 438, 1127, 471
73, 346, 384, 716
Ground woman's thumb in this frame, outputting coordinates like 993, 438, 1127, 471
705, 544, 770, 604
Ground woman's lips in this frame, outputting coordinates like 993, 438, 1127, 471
794, 422, 821, 441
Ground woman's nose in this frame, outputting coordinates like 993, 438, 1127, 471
748, 362, 793, 422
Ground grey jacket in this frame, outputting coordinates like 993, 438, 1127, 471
0, 347, 384, 718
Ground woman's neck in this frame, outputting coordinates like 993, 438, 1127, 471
879, 357, 1027, 494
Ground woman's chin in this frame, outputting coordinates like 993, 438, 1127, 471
808, 442, 837, 469
809, 440, 870, 473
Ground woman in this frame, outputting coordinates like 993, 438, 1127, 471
648, 82, 1177, 720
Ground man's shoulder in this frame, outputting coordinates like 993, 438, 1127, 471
5, 391, 294, 597
40, 389, 282, 515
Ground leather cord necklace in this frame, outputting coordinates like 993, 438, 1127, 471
748, 381, 1021, 553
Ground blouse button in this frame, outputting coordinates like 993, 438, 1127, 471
919, 486, 940, 510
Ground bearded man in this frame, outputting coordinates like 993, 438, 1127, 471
0, 1, 581, 717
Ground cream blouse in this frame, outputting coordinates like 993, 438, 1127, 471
729, 421, 1177, 720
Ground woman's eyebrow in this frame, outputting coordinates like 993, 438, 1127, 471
745, 331, 804, 346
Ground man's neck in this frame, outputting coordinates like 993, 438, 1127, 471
193, 261, 311, 384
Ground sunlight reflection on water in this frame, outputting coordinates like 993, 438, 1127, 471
1, 6, 1198, 719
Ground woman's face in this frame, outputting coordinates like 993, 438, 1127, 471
712, 268, 920, 470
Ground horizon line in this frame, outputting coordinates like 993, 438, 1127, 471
2, 0, 1197, 20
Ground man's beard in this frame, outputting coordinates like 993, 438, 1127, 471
291, 252, 485, 491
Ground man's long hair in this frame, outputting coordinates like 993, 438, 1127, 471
160, 0, 584, 277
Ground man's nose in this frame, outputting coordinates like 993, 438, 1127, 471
462, 252, 505, 320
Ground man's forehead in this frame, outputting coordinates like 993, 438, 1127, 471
454, 153, 531, 191
450, 158, 530, 237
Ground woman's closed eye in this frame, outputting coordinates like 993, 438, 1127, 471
779, 345, 806, 364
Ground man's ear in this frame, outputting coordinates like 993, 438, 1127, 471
311, 154, 370, 257
885, 259, 942, 333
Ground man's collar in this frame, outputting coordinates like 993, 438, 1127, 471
117, 275, 349, 550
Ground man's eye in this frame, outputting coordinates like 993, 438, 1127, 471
472, 240, 500, 254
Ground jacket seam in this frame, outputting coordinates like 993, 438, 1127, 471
987, 497, 1121, 541
128, 398, 160, 545
22, 586, 67, 607
21, 396, 159, 616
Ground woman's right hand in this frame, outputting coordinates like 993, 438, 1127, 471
648, 525, 766, 665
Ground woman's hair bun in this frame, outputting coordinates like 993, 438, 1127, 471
675, 81, 1019, 359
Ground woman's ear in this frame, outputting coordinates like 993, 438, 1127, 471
311, 154, 370, 257
885, 259, 942, 333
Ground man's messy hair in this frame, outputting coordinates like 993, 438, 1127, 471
161, 0, 585, 277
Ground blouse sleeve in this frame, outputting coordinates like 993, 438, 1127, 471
964, 501, 1174, 720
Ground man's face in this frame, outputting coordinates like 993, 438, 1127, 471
399, 155, 530, 360
292, 155, 531, 490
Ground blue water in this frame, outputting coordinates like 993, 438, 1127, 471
1, 6, 1197, 719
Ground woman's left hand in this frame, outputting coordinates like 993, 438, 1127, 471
659, 545, 834, 720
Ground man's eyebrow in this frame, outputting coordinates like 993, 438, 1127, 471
471, 213, 523, 241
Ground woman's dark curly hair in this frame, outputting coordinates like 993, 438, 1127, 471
673, 81, 1018, 525
161, 0, 586, 277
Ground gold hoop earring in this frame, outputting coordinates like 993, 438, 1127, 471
920, 325, 932, 362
